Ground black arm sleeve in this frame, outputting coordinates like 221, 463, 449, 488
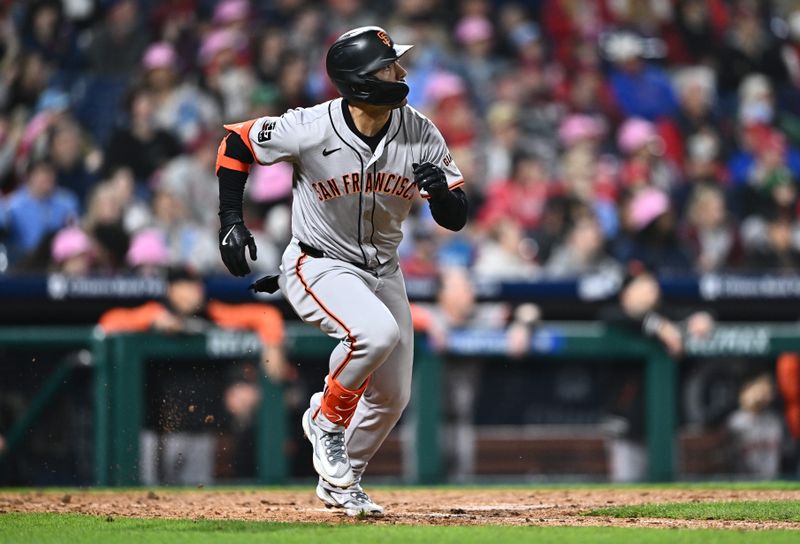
217, 132, 255, 227
429, 187, 468, 231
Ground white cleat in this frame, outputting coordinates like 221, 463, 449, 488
316, 484, 384, 517
302, 408, 355, 488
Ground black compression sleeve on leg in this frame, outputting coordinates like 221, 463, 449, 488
429, 187, 468, 231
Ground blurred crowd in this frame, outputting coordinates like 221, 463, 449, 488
1, 0, 800, 280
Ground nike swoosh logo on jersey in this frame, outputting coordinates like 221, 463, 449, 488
221, 225, 236, 246
322, 147, 341, 156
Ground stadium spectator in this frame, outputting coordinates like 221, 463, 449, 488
479, 151, 554, 232
86, 0, 148, 77
82, 181, 129, 273
158, 132, 221, 231
105, 167, 152, 234
483, 101, 521, 186
125, 228, 170, 276
49, 225, 93, 277
726, 374, 783, 479
670, 0, 727, 65
48, 116, 100, 207
141, 41, 220, 145
20, 0, 82, 81
557, 114, 618, 236
200, 28, 257, 121
663, 66, 722, 167
474, 217, 540, 280
715, 4, 789, 99
600, 265, 715, 481
1, 158, 79, 265
617, 117, 679, 193
681, 184, 742, 273
743, 207, 800, 273
102, 87, 182, 188
616, 187, 692, 275
148, 182, 218, 273
452, 15, 502, 113
605, 32, 678, 122
545, 214, 621, 278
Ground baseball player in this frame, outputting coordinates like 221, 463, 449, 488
215, 26, 467, 515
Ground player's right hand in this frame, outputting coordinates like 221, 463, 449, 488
219, 222, 257, 276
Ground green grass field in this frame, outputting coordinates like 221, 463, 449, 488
2, 484, 799, 543
590, 500, 800, 522
0, 513, 798, 544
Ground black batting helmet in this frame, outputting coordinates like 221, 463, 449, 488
326, 26, 413, 106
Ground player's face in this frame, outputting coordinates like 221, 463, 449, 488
373, 61, 408, 108
374, 61, 407, 83
167, 279, 206, 316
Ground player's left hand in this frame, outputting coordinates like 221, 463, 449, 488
413, 162, 449, 200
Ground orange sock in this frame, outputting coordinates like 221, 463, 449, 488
316, 376, 370, 428
777, 353, 800, 439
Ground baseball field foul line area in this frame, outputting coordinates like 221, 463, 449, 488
1, 486, 800, 543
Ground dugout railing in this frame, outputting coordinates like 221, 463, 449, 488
1, 322, 799, 485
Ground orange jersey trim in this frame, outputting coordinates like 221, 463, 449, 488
420, 178, 465, 199
98, 301, 167, 333
99, 300, 284, 346
215, 136, 251, 175
207, 300, 284, 345
294, 253, 356, 381
223, 119, 259, 163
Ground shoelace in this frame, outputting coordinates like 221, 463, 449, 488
349, 491, 371, 504
323, 432, 348, 463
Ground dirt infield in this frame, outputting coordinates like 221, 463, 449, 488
2, 488, 800, 530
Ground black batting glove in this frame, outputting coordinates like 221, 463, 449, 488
219, 221, 257, 277
413, 162, 449, 200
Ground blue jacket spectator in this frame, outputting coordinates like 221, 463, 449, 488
610, 64, 678, 122
2, 159, 79, 262
605, 32, 678, 121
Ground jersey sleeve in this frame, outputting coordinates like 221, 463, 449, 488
98, 302, 167, 333
420, 120, 464, 194
223, 110, 302, 166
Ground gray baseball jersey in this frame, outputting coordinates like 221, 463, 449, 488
227, 98, 463, 490
229, 97, 463, 268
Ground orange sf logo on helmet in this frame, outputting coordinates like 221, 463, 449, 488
377, 31, 391, 46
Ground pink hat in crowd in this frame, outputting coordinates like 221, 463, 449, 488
51, 227, 92, 263
456, 16, 493, 44
199, 29, 237, 65
617, 118, 660, 154
629, 188, 670, 231
142, 42, 177, 71
213, 0, 249, 25
126, 229, 170, 268
423, 71, 467, 105
558, 114, 605, 146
